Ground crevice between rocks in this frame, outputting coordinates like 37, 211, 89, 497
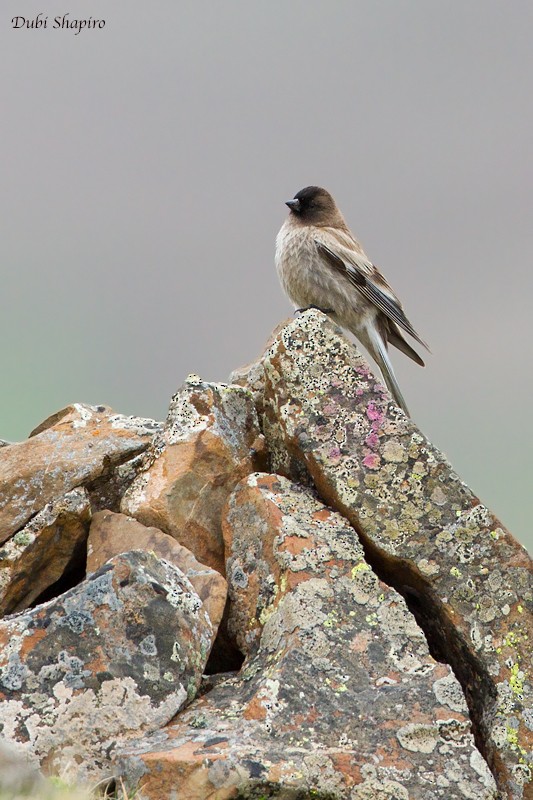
256, 397, 502, 790
223, 414, 503, 789
254, 405, 498, 779
205, 598, 245, 675
305, 464, 500, 788
29, 538, 88, 610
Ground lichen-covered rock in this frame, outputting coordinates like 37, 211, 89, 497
87, 510, 227, 629
0, 550, 217, 784
229, 319, 292, 419
0, 488, 91, 617
116, 473, 496, 800
121, 377, 265, 575
0, 404, 161, 544
86, 452, 147, 513
262, 310, 533, 799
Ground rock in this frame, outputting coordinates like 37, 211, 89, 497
86, 452, 147, 513
0, 404, 161, 544
121, 377, 265, 575
230, 319, 314, 486
261, 309, 533, 800
28, 405, 80, 437
0, 314, 530, 799
0, 550, 217, 784
229, 319, 292, 418
116, 473, 496, 800
87, 510, 227, 629
0, 488, 91, 617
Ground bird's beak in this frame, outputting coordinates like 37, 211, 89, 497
285, 198, 301, 212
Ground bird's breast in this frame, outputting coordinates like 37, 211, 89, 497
275, 225, 323, 308
275, 222, 373, 331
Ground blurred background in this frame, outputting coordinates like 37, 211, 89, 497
1, 2, 531, 549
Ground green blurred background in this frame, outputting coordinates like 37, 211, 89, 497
1, 2, 531, 551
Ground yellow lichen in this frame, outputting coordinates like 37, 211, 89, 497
509, 663, 524, 697
506, 725, 518, 748
259, 605, 275, 625
450, 567, 462, 578
351, 562, 370, 578
323, 611, 339, 628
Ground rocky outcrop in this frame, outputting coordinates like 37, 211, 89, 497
117, 473, 496, 799
261, 311, 532, 799
0, 315, 530, 799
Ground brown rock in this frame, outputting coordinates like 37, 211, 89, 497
29, 405, 79, 437
0, 488, 91, 616
86, 451, 147, 513
87, 510, 227, 629
261, 309, 533, 799
0, 550, 217, 784
229, 319, 292, 418
121, 377, 265, 574
116, 474, 496, 800
0, 404, 161, 544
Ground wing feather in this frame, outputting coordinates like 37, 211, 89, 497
315, 238, 430, 352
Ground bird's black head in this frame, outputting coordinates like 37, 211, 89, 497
285, 186, 340, 225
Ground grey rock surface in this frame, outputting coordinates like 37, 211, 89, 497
0, 550, 217, 784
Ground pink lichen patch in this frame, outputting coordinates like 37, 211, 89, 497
373, 381, 389, 397
356, 364, 373, 381
365, 432, 379, 449
363, 452, 381, 470
366, 403, 384, 423
328, 446, 342, 461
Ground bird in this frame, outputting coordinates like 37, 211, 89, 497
275, 185, 429, 416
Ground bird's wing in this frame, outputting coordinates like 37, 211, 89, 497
314, 229, 430, 352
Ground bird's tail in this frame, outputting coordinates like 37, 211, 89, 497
366, 326, 410, 417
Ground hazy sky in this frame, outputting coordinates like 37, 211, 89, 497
1, 2, 532, 549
